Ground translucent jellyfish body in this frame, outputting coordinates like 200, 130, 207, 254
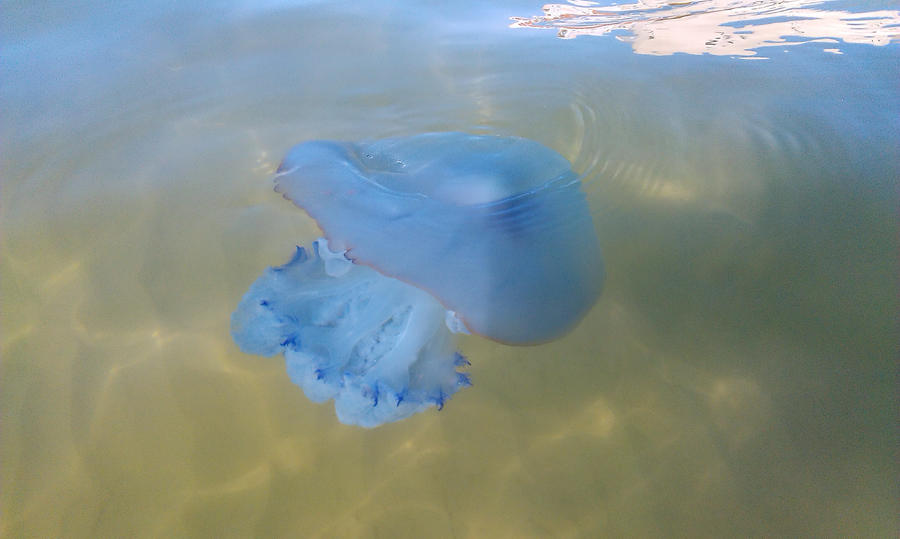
232, 132, 603, 427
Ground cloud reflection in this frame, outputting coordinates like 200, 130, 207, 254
510, 0, 900, 57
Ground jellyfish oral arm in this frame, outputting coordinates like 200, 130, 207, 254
231, 239, 471, 428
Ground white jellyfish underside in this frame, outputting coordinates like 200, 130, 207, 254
232, 132, 603, 428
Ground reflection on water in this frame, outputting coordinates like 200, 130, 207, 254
511, 0, 900, 57
2, 0, 897, 537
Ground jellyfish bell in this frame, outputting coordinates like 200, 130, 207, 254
232, 132, 603, 427
275, 132, 603, 344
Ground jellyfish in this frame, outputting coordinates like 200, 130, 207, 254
231, 132, 603, 427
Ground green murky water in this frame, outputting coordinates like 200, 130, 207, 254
2, 1, 897, 536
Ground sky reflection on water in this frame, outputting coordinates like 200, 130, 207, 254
511, 0, 900, 57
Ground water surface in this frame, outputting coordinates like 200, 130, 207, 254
2, 0, 897, 536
